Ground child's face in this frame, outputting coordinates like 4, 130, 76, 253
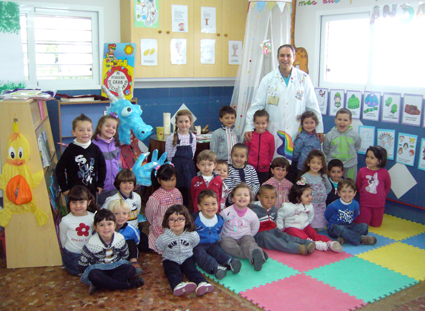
177, 115, 192, 133
257, 189, 276, 210
113, 206, 129, 227
215, 163, 229, 180
159, 175, 177, 191
302, 117, 317, 134
308, 156, 323, 175
254, 116, 269, 134
338, 186, 356, 204
119, 181, 134, 196
365, 150, 380, 169
196, 160, 216, 176
69, 199, 89, 217
300, 188, 313, 205
72, 121, 93, 144
198, 196, 219, 219
99, 118, 118, 140
329, 166, 344, 182
232, 187, 251, 209
219, 113, 236, 128
168, 212, 186, 235
334, 113, 352, 133
271, 166, 288, 181
94, 219, 116, 241
231, 148, 248, 168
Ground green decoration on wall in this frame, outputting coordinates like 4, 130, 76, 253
385, 97, 393, 107
0, 81, 26, 92
391, 104, 398, 114
347, 94, 360, 109
0, 1, 20, 34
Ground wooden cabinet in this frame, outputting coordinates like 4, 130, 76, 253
120, 0, 247, 78
0, 99, 62, 268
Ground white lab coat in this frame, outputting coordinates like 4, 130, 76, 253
244, 67, 323, 160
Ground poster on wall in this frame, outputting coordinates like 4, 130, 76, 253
396, 132, 417, 167
377, 129, 396, 160
402, 94, 423, 127
419, 139, 425, 171
346, 90, 362, 119
140, 39, 158, 66
170, 39, 187, 64
358, 125, 375, 154
381, 93, 401, 124
329, 89, 345, 116
228, 41, 242, 65
200, 39, 215, 64
201, 7, 216, 33
134, 0, 159, 28
314, 88, 328, 115
172, 5, 188, 32
362, 91, 381, 121
101, 43, 136, 100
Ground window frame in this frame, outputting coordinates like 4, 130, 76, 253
19, 1, 103, 90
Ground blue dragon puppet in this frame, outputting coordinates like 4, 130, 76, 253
133, 149, 170, 187
102, 85, 153, 145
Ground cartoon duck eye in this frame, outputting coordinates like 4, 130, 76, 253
8, 146, 16, 159
121, 107, 132, 117
18, 147, 24, 158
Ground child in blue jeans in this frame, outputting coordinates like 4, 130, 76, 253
193, 190, 242, 280
325, 179, 377, 246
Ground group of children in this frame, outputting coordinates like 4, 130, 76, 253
57, 104, 390, 297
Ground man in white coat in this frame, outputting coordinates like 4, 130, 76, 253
244, 44, 324, 167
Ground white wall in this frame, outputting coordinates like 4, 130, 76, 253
16, 0, 121, 42
294, 0, 403, 86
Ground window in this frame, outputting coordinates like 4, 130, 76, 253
319, 10, 425, 95
20, 4, 101, 90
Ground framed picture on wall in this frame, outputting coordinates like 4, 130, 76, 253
315, 88, 328, 115
396, 132, 417, 167
346, 90, 362, 119
419, 139, 425, 171
329, 89, 345, 116
358, 125, 375, 154
402, 94, 423, 127
381, 93, 401, 124
377, 129, 396, 160
362, 91, 381, 121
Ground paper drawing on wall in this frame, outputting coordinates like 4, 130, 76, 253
135, 0, 159, 27
103, 85, 153, 145
0, 120, 49, 227
334, 92, 342, 108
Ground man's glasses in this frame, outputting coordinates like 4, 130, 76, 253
168, 217, 185, 223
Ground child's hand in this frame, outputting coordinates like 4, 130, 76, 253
244, 131, 253, 142
316, 133, 324, 143
97, 187, 103, 194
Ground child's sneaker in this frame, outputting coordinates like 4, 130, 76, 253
329, 241, 343, 252
337, 237, 346, 245
129, 276, 145, 288
173, 282, 197, 296
299, 242, 316, 255
361, 235, 377, 245
315, 241, 328, 251
252, 249, 264, 271
214, 265, 227, 280
229, 258, 242, 274
131, 262, 143, 276
88, 283, 96, 295
195, 282, 214, 296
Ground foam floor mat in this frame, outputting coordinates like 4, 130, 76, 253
199, 214, 425, 311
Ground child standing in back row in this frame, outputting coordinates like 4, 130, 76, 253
166, 110, 197, 207
245, 109, 275, 184
355, 146, 391, 227
210, 106, 239, 164
301, 150, 332, 230
292, 111, 322, 173
92, 114, 120, 205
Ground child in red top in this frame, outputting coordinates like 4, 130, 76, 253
355, 146, 391, 227
191, 150, 223, 213
245, 109, 275, 184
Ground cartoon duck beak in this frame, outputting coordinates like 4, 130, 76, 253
7, 159, 25, 166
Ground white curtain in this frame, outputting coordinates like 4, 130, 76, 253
232, 1, 292, 138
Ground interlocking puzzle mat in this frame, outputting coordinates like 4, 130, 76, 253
201, 214, 425, 311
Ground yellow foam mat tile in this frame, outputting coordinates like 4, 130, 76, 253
358, 242, 425, 281
369, 214, 425, 241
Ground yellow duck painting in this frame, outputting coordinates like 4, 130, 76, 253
0, 121, 48, 227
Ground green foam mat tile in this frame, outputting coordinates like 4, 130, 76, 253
305, 256, 418, 303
